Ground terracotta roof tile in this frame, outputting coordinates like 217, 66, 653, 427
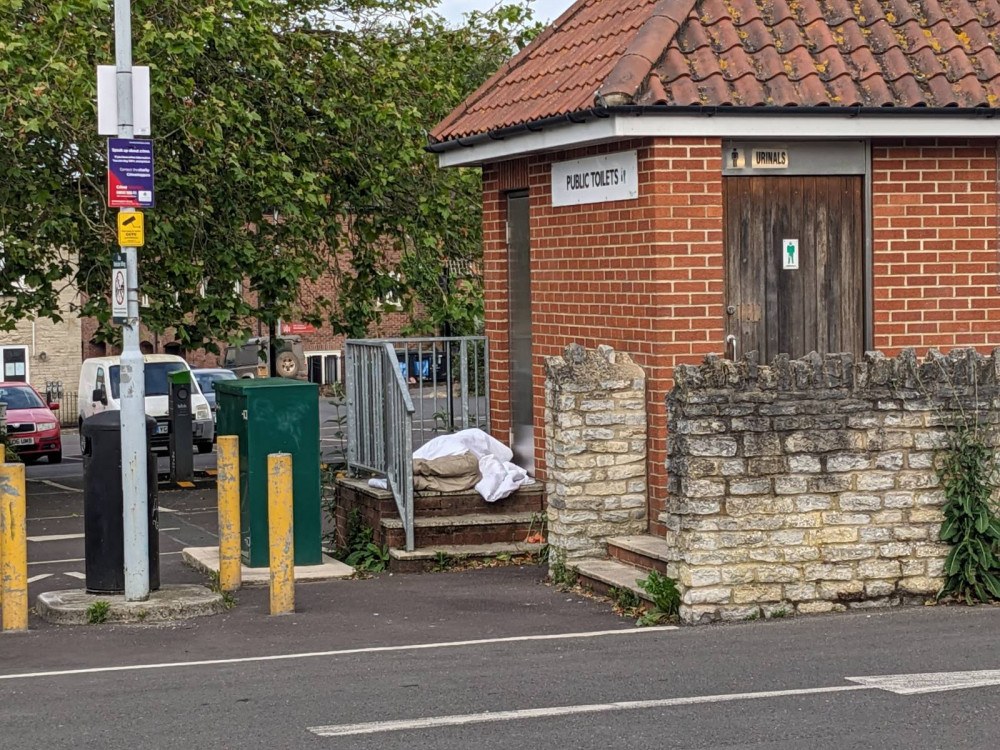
432, 0, 1000, 141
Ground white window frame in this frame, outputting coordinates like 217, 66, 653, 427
0, 345, 30, 383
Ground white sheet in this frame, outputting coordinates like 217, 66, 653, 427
368, 429, 532, 502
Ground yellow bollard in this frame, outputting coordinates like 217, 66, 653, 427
267, 453, 294, 615
216, 435, 242, 592
0, 462, 28, 632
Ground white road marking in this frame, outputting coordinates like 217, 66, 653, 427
308, 668, 1000, 737
159, 507, 176, 513
34, 480, 80, 492
63, 571, 86, 580
28, 533, 84, 542
310, 686, 868, 736
27, 514, 83, 522
29, 551, 182, 566
0, 627, 675, 682
27, 574, 53, 584
847, 669, 1000, 695
28, 529, 177, 543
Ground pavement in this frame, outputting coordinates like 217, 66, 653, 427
8, 441, 1000, 749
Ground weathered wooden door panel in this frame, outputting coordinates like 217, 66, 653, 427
724, 175, 863, 361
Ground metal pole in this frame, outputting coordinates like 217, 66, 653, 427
216, 436, 241, 592
267, 453, 294, 615
0, 462, 28, 632
115, 0, 149, 602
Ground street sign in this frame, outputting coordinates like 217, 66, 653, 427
108, 138, 155, 208
97, 65, 151, 136
112, 252, 128, 324
117, 211, 144, 247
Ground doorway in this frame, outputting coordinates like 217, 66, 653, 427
506, 191, 534, 474
723, 145, 866, 361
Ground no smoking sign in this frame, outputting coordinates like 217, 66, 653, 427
112, 252, 128, 325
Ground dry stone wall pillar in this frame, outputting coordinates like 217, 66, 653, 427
544, 344, 648, 560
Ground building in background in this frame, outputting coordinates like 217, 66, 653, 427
0, 278, 82, 412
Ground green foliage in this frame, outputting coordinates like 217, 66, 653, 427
769, 607, 789, 619
86, 600, 111, 625
937, 426, 1000, 604
0, 1, 540, 344
548, 548, 576, 587
635, 571, 681, 627
609, 586, 640, 612
432, 550, 454, 572
335, 508, 389, 572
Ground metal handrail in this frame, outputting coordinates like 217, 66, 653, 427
345, 341, 415, 550
345, 335, 490, 552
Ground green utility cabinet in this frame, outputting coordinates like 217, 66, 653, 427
215, 378, 322, 567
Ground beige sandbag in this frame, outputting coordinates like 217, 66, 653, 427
412, 452, 481, 493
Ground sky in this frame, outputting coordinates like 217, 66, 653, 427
435, 0, 576, 25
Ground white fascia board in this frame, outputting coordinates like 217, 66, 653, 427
437, 117, 621, 168
436, 112, 1000, 168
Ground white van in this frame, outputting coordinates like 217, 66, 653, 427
78, 354, 215, 453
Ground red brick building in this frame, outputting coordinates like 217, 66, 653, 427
81, 261, 413, 380
430, 0, 1000, 535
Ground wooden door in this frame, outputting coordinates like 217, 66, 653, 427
724, 175, 864, 361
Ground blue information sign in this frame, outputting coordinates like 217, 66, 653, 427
108, 138, 155, 208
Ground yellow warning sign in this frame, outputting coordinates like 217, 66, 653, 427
117, 211, 144, 247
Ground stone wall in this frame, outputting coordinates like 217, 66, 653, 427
667, 348, 1000, 624
0, 278, 81, 390
544, 344, 647, 559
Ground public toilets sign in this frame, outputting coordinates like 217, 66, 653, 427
551, 151, 639, 207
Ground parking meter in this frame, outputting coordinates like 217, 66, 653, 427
169, 369, 194, 482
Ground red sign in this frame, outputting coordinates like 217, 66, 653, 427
280, 322, 316, 335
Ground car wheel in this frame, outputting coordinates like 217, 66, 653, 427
276, 350, 300, 378
79, 421, 85, 453
47, 451, 62, 464
197, 441, 213, 454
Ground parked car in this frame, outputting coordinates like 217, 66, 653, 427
0, 382, 62, 464
222, 336, 304, 379
78, 354, 215, 454
192, 368, 237, 426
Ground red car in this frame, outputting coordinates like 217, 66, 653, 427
0, 382, 62, 464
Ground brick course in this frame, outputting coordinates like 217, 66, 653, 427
872, 138, 1000, 354
483, 137, 725, 534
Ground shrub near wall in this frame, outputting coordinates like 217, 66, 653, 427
666, 348, 1000, 624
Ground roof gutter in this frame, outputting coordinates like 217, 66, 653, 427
426, 104, 1000, 154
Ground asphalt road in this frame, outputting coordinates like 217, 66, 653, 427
1, 589, 998, 749
10, 403, 1000, 749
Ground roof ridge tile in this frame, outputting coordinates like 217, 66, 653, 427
598, 0, 701, 105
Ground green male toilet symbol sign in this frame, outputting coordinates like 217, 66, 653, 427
782, 238, 799, 270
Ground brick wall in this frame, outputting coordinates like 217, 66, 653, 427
872, 138, 1000, 354
482, 138, 725, 535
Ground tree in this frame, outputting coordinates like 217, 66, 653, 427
0, 0, 539, 349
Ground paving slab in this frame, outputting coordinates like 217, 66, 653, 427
182, 546, 354, 585
35, 584, 225, 625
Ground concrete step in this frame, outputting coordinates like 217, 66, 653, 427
388, 541, 545, 573
606, 534, 673, 575
573, 558, 655, 602
381, 511, 542, 548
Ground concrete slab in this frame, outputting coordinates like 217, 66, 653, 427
182, 546, 354, 585
35, 584, 225, 626
574, 559, 654, 601
389, 541, 545, 562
